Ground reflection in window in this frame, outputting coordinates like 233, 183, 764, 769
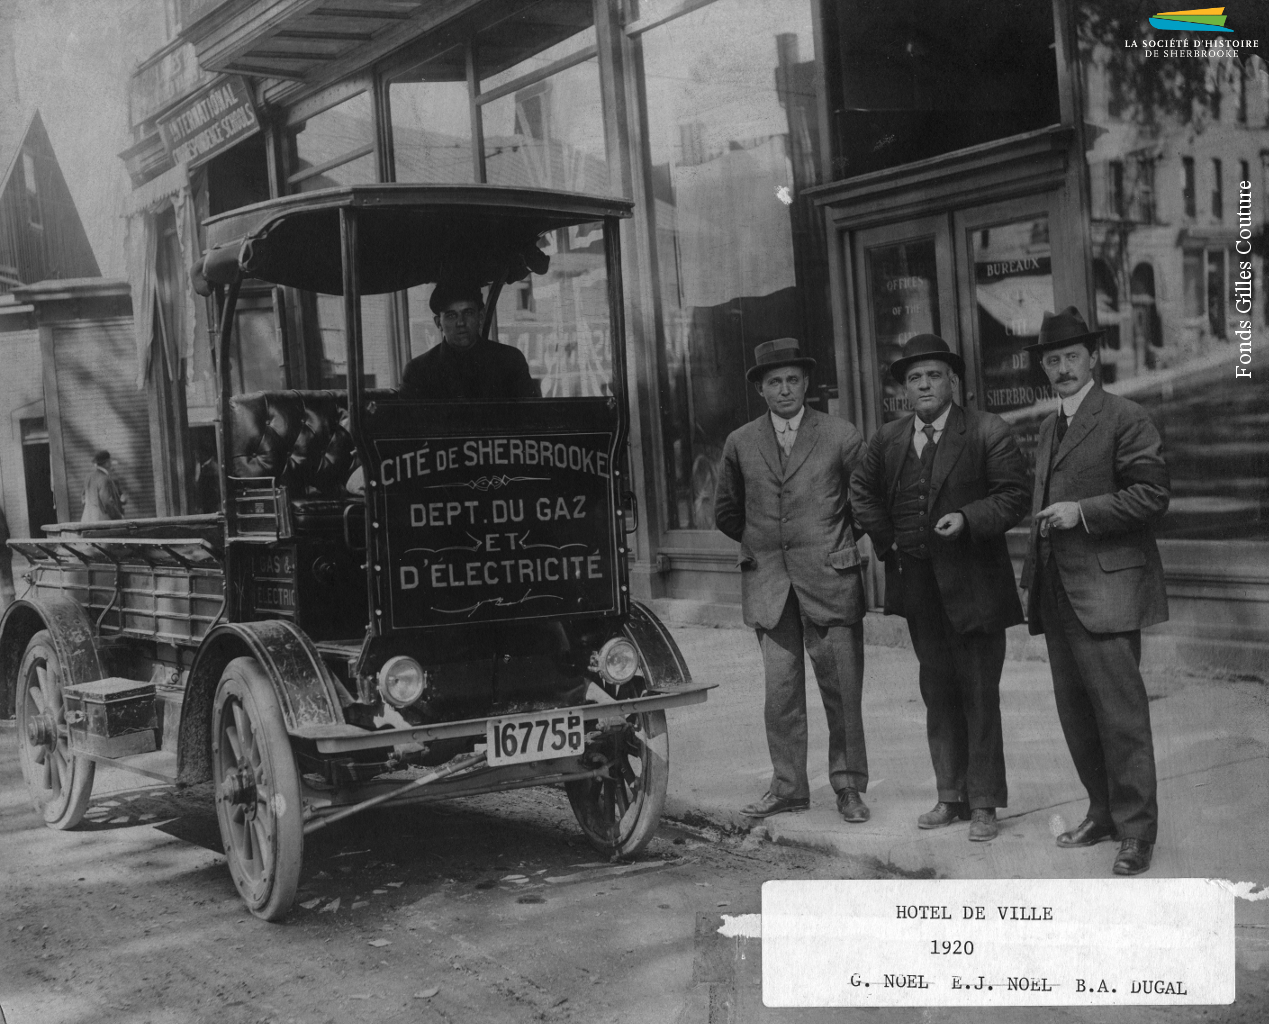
973, 216, 1054, 495
285, 92, 376, 193
1077, 0, 1269, 539
638, 0, 830, 529
389, 47, 474, 185
481, 57, 608, 193
865, 238, 941, 424
494, 222, 611, 397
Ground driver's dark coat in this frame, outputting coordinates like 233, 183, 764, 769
401, 338, 538, 400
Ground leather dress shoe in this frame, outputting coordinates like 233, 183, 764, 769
1055, 817, 1118, 848
968, 808, 998, 842
1113, 838, 1154, 876
917, 801, 970, 829
741, 792, 809, 818
837, 788, 870, 823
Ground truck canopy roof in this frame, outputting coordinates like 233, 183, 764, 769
196, 184, 632, 296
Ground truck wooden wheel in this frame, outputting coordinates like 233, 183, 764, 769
212, 657, 303, 921
566, 709, 668, 858
15, 630, 95, 829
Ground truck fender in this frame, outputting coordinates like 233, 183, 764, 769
0, 598, 104, 716
178, 619, 346, 785
622, 601, 693, 692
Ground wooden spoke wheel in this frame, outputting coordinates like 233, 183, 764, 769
212, 657, 303, 922
15, 630, 95, 829
566, 709, 668, 858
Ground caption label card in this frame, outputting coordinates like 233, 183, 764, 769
761, 878, 1234, 1006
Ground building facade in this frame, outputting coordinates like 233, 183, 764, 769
120, 0, 1269, 668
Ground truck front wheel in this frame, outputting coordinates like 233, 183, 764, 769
566, 709, 668, 858
212, 657, 303, 921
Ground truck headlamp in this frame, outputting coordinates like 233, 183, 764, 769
379, 656, 427, 708
597, 638, 639, 685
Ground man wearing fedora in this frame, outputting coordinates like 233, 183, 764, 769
401, 279, 538, 400
1021, 306, 1169, 876
851, 334, 1028, 841
713, 338, 871, 823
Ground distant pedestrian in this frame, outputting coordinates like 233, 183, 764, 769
851, 334, 1029, 842
81, 450, 125, 522
1021, 307, 1169, 877
713, 338, 871, 824
0, 505, 14, 607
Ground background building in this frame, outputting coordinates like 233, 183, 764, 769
103, 0, 1268, 670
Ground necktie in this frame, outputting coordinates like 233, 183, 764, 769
920, 424, 937, 468
1056, 408, 1068, 445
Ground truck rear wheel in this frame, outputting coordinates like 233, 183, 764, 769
15, 630, 95, 829
566, 709, 668, 858
212, 657, 303, 921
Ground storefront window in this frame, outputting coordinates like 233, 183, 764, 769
864, 238, 942, 424
636, 0, 830, 530
827, 0, 1059, 179
389, 47, 474, 185
970, 216, 1055, 507
1072, 1, 1269, 539
478, 26, 607, 194
285, 91, 376, 193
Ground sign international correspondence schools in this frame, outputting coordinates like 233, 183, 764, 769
376, 433, 619, 628
156, 76, 260, 169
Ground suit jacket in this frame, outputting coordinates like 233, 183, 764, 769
851, 404, 1029, 634
1019, 384, 1169, 635
401, 338, 538, 401
714, 407, 866, 630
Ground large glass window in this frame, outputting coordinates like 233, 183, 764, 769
389, 47, 474, 184
827, 0, 1059, 179
864, 238, 942, 424
635, 0, 831, 530
1076, 1, 1269, 539
477, 21, 607, 193
285, 91, 376, 193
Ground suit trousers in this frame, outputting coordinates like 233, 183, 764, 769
900, 553, 1008, 809
1038, 556, 1158, 842
756, 588, 867, 800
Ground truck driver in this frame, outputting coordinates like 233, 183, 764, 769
400, 279, 539, 401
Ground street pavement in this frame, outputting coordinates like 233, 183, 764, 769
654, 608, 1269, 946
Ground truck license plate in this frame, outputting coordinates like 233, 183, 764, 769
486, 711, 585, 766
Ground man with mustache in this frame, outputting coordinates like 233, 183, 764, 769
851, 334, 1028, 841
1021, 307, 1170, 876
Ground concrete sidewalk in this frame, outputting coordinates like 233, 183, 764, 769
657, 615, 1269, 934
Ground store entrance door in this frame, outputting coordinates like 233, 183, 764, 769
849, 195, 1060, 607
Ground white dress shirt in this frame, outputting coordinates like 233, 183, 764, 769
1059, 377, 1095, 420
771, 406, 806, 456
912, 404, 952, 457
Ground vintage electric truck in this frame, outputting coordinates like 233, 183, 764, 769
2, 184, 709, 920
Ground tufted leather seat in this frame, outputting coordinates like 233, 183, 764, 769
230, 390, 358, 503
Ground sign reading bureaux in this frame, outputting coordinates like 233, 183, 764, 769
156, 77, 260, 169
376, 432, 619, 628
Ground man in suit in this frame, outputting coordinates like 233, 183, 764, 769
401, 279, 538, 400
713, 338, 870, 823
1021, 307, 1169, 876
852, 334, 1029, 841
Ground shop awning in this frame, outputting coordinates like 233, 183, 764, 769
196, 182, 631, 295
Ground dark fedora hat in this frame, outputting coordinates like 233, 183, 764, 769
429, 277, 485, 315
1027, 306, 1102, 354
747, 337, 816, 383
888, 333, 964, 383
